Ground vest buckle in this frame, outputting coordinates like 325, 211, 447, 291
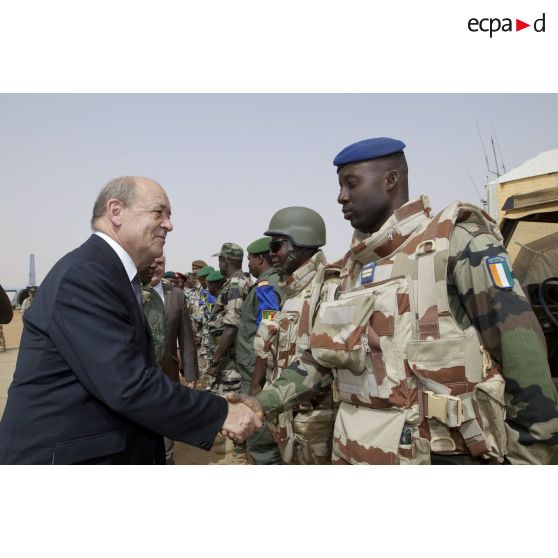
416, 239, 436, 256
424, 391, 463, 428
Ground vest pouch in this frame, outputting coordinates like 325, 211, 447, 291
310, 290, 376, 372
332, 403, 405, 464
398, 426, 431, 465
473, 374, 507, 462
292, 405, 336, 465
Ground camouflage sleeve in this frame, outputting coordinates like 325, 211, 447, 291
256, 349, 333, 419
449, 224, 558, 464
222, 280, 246, 328
254, 319, 277, 360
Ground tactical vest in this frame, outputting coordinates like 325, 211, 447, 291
310, 199, 508, 464
258, 251, 339, 464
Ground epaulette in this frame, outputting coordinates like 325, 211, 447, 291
257, 280, 270, 287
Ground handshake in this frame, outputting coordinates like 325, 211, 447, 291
220, 393, 264, 444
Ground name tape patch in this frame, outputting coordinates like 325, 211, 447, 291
360, 262, 376, 285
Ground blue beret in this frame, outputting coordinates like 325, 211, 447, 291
333, 137, 406, 168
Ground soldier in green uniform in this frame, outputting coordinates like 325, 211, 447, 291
235, 237, 284, 465
255, 137, 558, 465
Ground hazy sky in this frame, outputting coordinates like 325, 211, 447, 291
2, 93, 557, 287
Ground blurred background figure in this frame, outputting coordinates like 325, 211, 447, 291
0, 284, 13, 352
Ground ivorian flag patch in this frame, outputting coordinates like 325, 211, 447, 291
486, 256, 514, 289
261, 310, 277, 321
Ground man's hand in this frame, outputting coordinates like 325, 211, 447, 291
184, 380, 197, 389
220, 394, 264, 443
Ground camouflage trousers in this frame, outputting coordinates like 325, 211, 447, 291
267, 391, 336, 465
208, 356, 242, 396
0, 325, 5, 351
247, 425, 283, 465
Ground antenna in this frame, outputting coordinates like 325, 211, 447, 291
465, 167, 486, 208
28, 254, 36, 287
474, 117, 500, 177
490, 137, 501, 178
493, 129, 507, 174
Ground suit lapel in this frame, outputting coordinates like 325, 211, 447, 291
86, 234, 153, 357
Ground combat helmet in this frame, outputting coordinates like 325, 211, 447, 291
264, 206, 326, 247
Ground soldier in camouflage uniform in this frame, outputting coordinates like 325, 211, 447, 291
183, 272, 202, 337
195, 266, 216, 376
256, 137, 558, 465
206, 243, 250, 396
252, 208, 339, 465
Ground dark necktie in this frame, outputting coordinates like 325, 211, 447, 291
131, 274, 143, 309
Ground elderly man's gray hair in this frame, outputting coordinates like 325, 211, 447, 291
91, 176, 138, 230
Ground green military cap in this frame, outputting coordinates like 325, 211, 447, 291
207, 270, 225, 282
196, 265, 215, 278
247, 237, 272, 255
212, 242, 243, 260
163, 271, 176, 278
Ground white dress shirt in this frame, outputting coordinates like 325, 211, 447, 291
94, 231, 138, 282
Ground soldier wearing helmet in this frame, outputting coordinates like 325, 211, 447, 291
250, 207, 339, 465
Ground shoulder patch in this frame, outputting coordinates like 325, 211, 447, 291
257, 280, 270, 287
486, 256, 514, 289
230, 278, 239, 285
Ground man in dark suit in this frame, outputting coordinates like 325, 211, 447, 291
141, 257, 199, 388
0, 176, 261, 464
140, 256, 200, 463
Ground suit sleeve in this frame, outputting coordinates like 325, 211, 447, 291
50, 262, 227, 449
179, 292, 199, 381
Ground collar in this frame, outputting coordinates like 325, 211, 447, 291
153, 281, 165, 301
256, 267, 278, 284
94, 231, 137, 282
281, 250, 326, 297
350, 195, 431, 263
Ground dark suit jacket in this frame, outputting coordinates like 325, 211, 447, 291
161, 282, 199, 383
0, 234, 227, 464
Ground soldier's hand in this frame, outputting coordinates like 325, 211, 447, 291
225, 392, 264, 421
184, 380, 197, 389
206, 365, 218, 377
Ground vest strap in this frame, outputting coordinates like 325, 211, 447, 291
415, 240, 440, 340
422, 390, 490, 458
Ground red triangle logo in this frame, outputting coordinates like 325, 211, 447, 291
516, 19, 530, 31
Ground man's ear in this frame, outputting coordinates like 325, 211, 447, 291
385, 170, 400, 192
106, 198, 124, 226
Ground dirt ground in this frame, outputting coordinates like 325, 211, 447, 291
0, 311, 239, 465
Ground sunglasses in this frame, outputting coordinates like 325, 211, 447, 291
269, 238, 288, 253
